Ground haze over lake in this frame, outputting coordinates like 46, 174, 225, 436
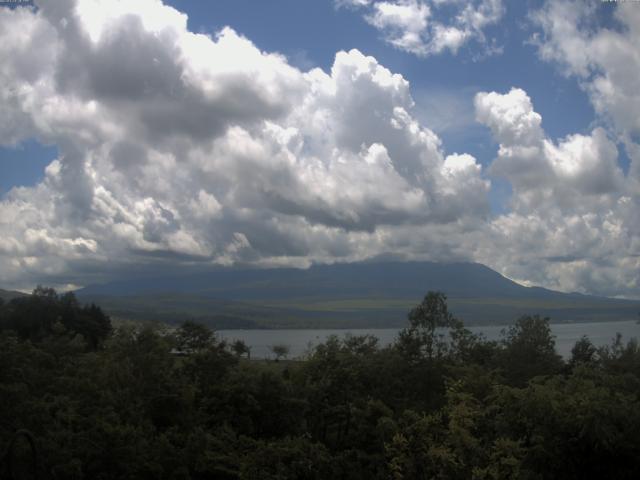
220, 320, 640, 360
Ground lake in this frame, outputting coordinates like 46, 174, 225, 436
219, 320, 640, 359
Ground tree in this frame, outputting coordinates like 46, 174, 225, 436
240, 436, 335, 480
60, 293, 112, 349
32, 285, 58, 300
500, 315, 563, 385
342, 333, 379, 356
570, 335, 597, 367
397, 291, 461, 361
3, 287, 60, 341
493, 369, 640, 478
231, 339, 251, 359
0, 287, 110, 348
598, 333, 640, 378
174, 320, 215, 353
270, 343, 290, 361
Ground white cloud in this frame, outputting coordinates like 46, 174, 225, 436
339, 0, 504, 57
336, 0, 372, 8
514, 0, 640, 296
531, 0, 640, 179
476, 88, 625, 198
0, 0, 489, 290
367, 0, 432, 55
0, 0, 637, 299
474, 88, 638, 298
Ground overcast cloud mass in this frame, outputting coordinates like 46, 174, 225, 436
0, 0, 638, 298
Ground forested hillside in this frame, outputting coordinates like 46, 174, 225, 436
0, 289, 27, 302
2, 289, 640, 479
76, 261, 640, 328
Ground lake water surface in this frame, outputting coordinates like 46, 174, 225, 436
219, 320, 640, 359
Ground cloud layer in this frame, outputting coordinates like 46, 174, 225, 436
0, 0, 489, 289
0, 0, 637, 299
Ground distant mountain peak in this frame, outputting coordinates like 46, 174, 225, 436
72, 260, 638, 328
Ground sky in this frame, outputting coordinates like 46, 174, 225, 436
0, 0, 638, 298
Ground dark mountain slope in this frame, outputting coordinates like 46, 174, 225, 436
0, 289, 28, 302
77, 261, 549, 299
76, 261, 639, 328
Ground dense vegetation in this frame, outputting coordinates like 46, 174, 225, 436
1, 289, 640, 479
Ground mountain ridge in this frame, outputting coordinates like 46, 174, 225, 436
0, 289, 28, 302
74, 261, 640, 328
75, 261, 560, 298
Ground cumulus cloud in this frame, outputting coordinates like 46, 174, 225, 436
475, 88, 624, 197
0, 0, 489, 290
474, 88, 638, 298
531, 0, 640, 179
485, 0, 640, 297
338, 0, 504, 56
1, 0, 637, 299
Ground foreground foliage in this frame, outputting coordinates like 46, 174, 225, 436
1, 290, 640, 479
